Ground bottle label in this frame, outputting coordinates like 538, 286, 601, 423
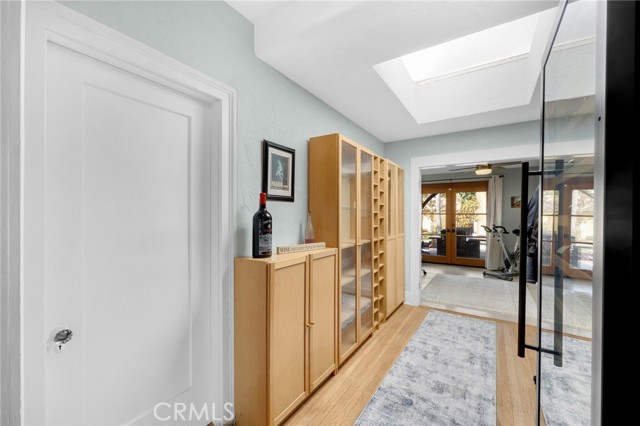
259, 220, 272, 255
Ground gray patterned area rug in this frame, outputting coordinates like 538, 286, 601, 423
541, 333, 591, 426
356, 311, 496, 425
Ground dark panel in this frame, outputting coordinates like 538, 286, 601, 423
602, 1, 637, 422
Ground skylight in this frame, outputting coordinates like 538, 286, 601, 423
401, 12, 540, 84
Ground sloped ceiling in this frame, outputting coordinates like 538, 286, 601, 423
229, 1, 593, 142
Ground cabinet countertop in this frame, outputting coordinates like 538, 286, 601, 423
235, 247, 337, 264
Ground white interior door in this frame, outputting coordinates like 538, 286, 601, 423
38, 40, 214, 425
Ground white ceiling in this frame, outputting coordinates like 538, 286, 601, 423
228, 0, 594, 143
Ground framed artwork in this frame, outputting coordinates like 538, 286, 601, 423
262, 139, 295, 202
511, 196, 521, 208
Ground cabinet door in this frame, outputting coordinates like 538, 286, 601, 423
270, 261, 307, 425
395, 169, 405, 308
395, 237, 405, 306
397, 168, 404, 234
341, 141, 358, 246
309, 252, 337, 392
339, 141, 358, 360
386, 236, 397, 313
388, 164, 397, 236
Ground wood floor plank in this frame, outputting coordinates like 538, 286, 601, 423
282, 305, 539, 426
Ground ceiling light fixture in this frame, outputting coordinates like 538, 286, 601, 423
474, 164, 492, 175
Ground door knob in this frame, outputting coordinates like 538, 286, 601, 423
54, 329, 73, 351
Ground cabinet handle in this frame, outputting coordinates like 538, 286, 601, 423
308, 320, 315, 326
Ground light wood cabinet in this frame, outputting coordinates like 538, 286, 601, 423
309, 133, 403, 364
234, 248, 337, 426
309, 134, 375, 364
309, 252, 338, 391
373, 155, 385, 327
385, 162, 405, 316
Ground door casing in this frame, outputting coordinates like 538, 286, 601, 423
0, 2, 237, 423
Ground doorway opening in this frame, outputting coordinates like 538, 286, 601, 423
418, 163, 534, 321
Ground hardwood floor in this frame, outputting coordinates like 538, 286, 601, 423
283, 305, 540, 426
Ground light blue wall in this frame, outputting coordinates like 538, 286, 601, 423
62, 0, 384, 257
499, 168, 539, 234
387, 116, 594, 235
387, 121, 540, 278
388, 115, 593, 299
386, 121, 540, 170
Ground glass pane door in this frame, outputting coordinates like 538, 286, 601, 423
542, 182, 594, 279
421, 182, 488, 267
421, 188, 448, 263
359, 243, 373, 337
340, 142, 358, 358
340, 246, 357, 358
538, 1, 596, 424
451, 186, 488, 267
341, 142, 357, 247
360, 151, 373, 337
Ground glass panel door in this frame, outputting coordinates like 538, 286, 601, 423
340, 142, 358, 358
538, 1, 596, 424
341, 142, 357, 247
359, 243, 373, 337
451, 186, 488, 267
339, 246, 357, 358
360, 151, 373, 337
542, 181, 594, 279
421, 187, 448, 263
421, 181, 488, 267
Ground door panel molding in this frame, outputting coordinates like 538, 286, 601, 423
6, 2, 237, 424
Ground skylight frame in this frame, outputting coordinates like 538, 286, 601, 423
400, 11, 541, 84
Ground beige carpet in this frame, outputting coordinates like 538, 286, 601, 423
420, 273, 592, 338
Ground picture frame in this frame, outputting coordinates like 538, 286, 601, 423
262, 139, 295, 202
510, 196, 521, 208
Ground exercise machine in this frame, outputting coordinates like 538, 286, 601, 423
482, 225, 520, 281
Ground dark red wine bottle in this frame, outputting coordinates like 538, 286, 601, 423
252, 192, 273, 258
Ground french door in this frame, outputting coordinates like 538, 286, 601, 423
541, 177, 594, 279
421, 181, 488, 267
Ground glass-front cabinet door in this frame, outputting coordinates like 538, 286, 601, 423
340, 141, 358, 358
359, 150, 374, 338
536, 1, 596, 424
